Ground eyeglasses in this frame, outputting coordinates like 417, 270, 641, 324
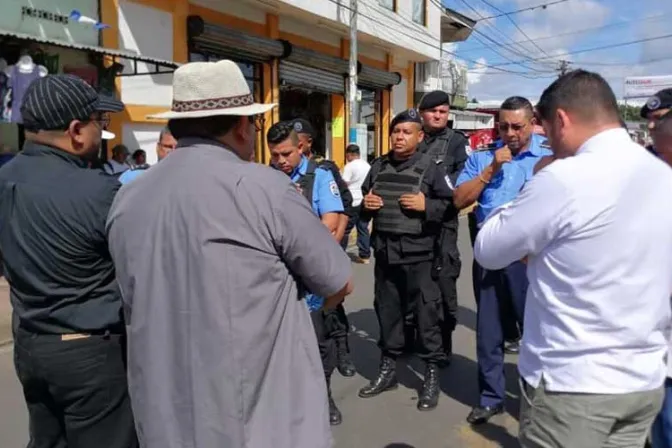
498, 123, 527, 132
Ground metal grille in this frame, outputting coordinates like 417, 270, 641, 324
190, 23, 285, 63
279, 61, 345, 94
358, 65, 402, 90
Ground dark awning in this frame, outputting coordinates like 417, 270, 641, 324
0, 28, 178, 76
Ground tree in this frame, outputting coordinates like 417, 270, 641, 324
470, 98, 478, 103
618, 104, 643, 122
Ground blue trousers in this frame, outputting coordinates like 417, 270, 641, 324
475, 260, 527, 408
652, 378, 672, 448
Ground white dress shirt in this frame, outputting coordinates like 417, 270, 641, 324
342, 158, 371, 207
475, 128, 672, 394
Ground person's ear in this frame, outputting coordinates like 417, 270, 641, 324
68, 120, 87, 146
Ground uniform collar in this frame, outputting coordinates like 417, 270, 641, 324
291, 155, 309, 179
22, 141, 88, 168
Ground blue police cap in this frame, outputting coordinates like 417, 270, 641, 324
390, 108, 422, 132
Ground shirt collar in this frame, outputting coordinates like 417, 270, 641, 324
22, 141, 88, 168
291, 156, 309, 179
176, 137, 241, 160
577, 128, 630, 155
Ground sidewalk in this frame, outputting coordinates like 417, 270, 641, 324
0, 279, 10, 346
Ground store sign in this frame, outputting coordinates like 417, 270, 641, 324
2, 0, 100, 46
624, 76, 672, 99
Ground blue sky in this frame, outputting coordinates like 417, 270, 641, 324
444, 0, 672, 102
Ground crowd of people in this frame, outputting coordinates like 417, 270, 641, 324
1, 58, 672, 448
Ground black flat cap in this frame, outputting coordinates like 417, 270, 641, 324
418, 90, 451, 111
640, 89, 672, 118
291, 118, 315, 137
390, 108, 422, 132
21, 74, 124, 131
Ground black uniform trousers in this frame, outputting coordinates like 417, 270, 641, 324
13, 327, 138, 448
435, 227, 461, 355
374, 258, 446, 364
310, 310, 337, 378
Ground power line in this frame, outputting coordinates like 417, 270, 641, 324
488, 33, 672, 67
458, 12, 672, 54
478, 0, 571, 21
324, 0, 549, 78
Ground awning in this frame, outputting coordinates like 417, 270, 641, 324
0, 28, 178, 76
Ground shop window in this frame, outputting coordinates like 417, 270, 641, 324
412, 0, 426, 26
357, 88, 380, 159
379, 0, 396, 11
279, 88, 332, 160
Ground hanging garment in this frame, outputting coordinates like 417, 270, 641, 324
0, 72, 9, 122
10, 65, 41, 124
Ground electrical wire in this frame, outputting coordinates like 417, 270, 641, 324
478, 0, 571, 20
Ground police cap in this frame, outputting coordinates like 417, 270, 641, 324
291, 118, 315, 137
640, 89, 672, 118
390, 108, 422, 132
418, 90, 451, 111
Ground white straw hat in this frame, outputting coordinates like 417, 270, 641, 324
148, 60, 276, 120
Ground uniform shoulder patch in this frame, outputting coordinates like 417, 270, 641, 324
329, 180, 340, 197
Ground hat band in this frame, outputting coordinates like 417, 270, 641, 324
172, 94, 255, 113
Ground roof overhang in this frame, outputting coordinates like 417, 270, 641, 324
441, 8, 477, 43
0, 29, 178, 77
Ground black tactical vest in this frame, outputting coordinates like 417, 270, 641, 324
296, 160, 318, 206
423, 129, 454, 163
371, 154, 432, 235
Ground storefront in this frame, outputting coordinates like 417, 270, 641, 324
0, 0, 176, 161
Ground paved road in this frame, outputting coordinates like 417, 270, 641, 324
0, 218, 521, 448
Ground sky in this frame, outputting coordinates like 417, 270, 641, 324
444, 0, 672, 103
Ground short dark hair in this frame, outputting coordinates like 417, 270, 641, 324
536, 70, 620, 124
112, 144, 129, 155
167, 115, 244, 141
346, 144, 360, 155
500, 96, 534, 118
267, 121, 299, 146
132, 149, 146, 159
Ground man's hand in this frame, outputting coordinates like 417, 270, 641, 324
363, 191, 384, 211
491, 146, 512, 173
399, 192, 425, 212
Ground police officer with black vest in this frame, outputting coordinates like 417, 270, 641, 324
417, 91, 470, 360
358, 109, 452, 411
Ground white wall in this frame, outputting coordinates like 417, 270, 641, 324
190, 0, 266, 24
122, 123, 163, 165
392, 77, 408, 117
118, 0, 173, 107
279, 15, 341, 48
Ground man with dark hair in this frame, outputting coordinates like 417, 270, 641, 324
104, 143, 130, 175
475, 69, 672, 447
640, 88, 672, 132
341, 143, 371, 264
290, 118, 357, 379
358, 109, 453, 411
0, 74, 137, 446
267, 120, 346, 426
453, 95, 552, 425
417, 90, 470, 361
107, 60, 353, 447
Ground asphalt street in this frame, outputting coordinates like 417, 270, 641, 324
0, 218, 521, 448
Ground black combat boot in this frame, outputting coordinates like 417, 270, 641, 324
358, 355, 398, 398
326, 376, 342, 425
417, 362, 440, 411
336, 337, 356, 377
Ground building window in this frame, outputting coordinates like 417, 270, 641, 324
412, 0, 426, 25
379, 0, 395, 11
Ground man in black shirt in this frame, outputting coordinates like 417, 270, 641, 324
0, 75, 137, 447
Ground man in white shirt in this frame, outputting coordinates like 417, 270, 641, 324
650, 110, 672, 448
340, 144, 371, 263
474, 70, 672, 447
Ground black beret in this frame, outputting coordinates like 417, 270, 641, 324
291, 118, 315, 137
418, 90, 451, 111
640, 89, 672, 118
390, 108, 422, 132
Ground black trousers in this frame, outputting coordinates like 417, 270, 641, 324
13, 328, 138, 448
374, 259, 446, 364
323, 304, 350, 348
310, 310, 337, 378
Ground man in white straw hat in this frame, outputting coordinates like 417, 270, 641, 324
106, 60, 353, 448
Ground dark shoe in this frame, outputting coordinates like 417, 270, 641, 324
417, 363, 441, 411
328, 395, 342, 426
466, 405, 504, 425
504, 340, 520, 355
336, 341, 356, 377
358, 356, 398, 398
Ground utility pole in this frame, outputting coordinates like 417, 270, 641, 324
348, 0, 358, 144
557, 60, 571, 77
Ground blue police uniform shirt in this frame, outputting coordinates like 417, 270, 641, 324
290, 156, 344, 311
118, 168, 147, 184
456, 133, 552, 224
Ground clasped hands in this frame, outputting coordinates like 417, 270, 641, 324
363, 191, 425, 212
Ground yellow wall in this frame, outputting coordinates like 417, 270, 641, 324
103, 1, 395, 165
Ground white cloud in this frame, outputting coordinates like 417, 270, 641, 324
469, 57, 489, 85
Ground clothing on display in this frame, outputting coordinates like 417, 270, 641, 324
8, 56, 48, 124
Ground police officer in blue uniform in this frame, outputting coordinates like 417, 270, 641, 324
267, 121, 345, 425
453, 96, 552, 425
358, 109, 453, 411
